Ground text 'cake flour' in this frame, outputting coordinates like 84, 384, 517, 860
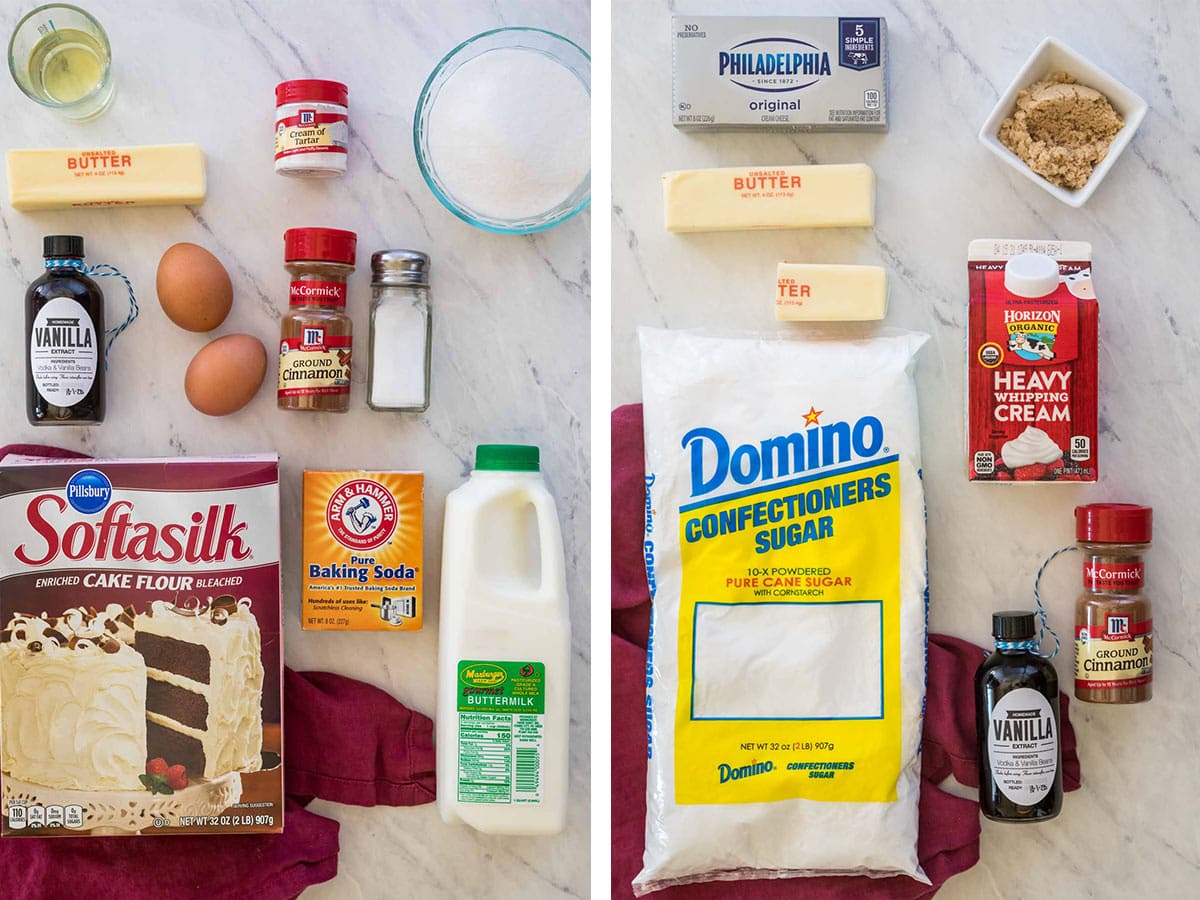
635, 329, 930, 893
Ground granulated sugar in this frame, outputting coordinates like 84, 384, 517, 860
428, 48, 590, 220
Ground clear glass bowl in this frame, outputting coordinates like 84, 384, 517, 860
413, 27, 590, 235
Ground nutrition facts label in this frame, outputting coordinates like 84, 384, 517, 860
457, 711, 544, 803
6, 804, 85, 830
456, 660, 546, 805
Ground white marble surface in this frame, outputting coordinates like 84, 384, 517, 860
0, 1, 589, 897
614, 0, 1198, 896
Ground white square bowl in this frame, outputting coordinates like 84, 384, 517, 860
978, 36, 1147, 207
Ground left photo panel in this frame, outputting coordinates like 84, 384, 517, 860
0, 1, 590, 897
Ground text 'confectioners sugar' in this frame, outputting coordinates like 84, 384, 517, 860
427, 48, 589, 220
635, 329, 930, 893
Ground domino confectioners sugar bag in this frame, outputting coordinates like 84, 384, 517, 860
635, 329, 929, 892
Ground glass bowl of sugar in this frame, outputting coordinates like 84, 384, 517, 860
414, 27, 590, 234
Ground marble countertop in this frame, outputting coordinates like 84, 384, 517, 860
614, 1, 1198, 896
0, 0, 590, 897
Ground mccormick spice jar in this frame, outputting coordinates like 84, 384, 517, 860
1074, 503, 1153, 704
277, 227, 356, 413
274, 79, 349, 177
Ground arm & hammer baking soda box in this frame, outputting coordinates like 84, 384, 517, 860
302, 470, 423, 630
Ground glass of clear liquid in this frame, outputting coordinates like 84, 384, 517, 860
8, 4, 113, 120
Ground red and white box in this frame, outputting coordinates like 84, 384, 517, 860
967, 239, 1098, 483
0, 455, 283, 836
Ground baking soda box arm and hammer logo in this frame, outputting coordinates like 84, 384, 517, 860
0, 455, 283, 837
967, 240, 1098, 483
301, 470, 423, 631
636, 330, 928, 893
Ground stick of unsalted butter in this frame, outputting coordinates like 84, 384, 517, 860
7, 144, 206, 211
776, 263, 888, 321
663, 164, 874, 233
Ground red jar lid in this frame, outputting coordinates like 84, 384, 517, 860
1075, 503, 1152, 543
275, 79, 348, 107
284, 228, 357, 265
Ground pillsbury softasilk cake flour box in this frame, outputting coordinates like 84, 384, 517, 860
967, 240, 1099, 483
301, 470, 423, 631
672, 16, 888, 131
0, 455, 284, 837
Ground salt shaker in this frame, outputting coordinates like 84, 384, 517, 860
367, 250, 431, 412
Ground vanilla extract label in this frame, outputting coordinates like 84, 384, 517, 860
29, 296, 97, 409
986, 688, 1059, 806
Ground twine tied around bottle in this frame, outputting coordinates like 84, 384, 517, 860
44, 258, 139, 368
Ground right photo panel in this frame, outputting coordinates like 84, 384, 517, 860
611, 3, 1189, 898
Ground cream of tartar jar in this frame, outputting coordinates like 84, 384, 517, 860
274, 79, 349, 177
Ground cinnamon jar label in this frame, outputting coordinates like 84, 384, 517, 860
278, 331, 352, 398
1075, 616, 1152, 691
288, 280, 347, 307
1082, 560, 1144, 591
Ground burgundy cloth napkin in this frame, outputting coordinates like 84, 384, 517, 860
611, 404, 1081, 899
0, 444, 437, 900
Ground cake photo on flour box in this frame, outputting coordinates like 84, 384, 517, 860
0, 455, 283, 837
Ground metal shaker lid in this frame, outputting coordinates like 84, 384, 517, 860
371, 249, 430, 286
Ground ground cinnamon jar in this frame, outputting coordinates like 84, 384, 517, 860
1074, 503, 1153, 704
277, 227, 356, 412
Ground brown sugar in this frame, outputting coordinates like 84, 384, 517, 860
998, 71, 1124, 190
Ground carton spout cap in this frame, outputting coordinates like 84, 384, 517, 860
1004, 253, 1060, 298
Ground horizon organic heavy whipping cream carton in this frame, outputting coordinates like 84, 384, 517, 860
967, 240, 1098, 483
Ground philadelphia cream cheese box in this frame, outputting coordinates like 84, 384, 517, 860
672, 16, 888, 131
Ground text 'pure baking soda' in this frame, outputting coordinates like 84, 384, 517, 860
636, 329, 930, 893
437, 445, 571, 835
967, 240, 1098, 483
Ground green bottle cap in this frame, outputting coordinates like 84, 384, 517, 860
475, 444, 539, 472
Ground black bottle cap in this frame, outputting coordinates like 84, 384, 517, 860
43, 235, 84, 259
992, 610, 1036, 641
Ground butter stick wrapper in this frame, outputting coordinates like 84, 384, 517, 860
7, 144, 206, 211
776, 263, 888, 321
663, 164, 874, 233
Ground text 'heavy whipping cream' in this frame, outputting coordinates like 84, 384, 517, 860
636, 329, 929, 893
967, 240, 1098, 483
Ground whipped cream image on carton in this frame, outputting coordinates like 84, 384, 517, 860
967, 240, 1098, 483
672, 17, 888, 131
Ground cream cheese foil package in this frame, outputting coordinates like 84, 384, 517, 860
0, 454, 283, 837
672, 16, 888, 131
635, 329, 927, 893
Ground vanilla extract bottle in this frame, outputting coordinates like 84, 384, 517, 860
975, 610, 1062, 822
26, 235, 105, 425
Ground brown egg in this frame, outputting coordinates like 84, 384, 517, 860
157, 242, 233, 332
184, 334, 267, 416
